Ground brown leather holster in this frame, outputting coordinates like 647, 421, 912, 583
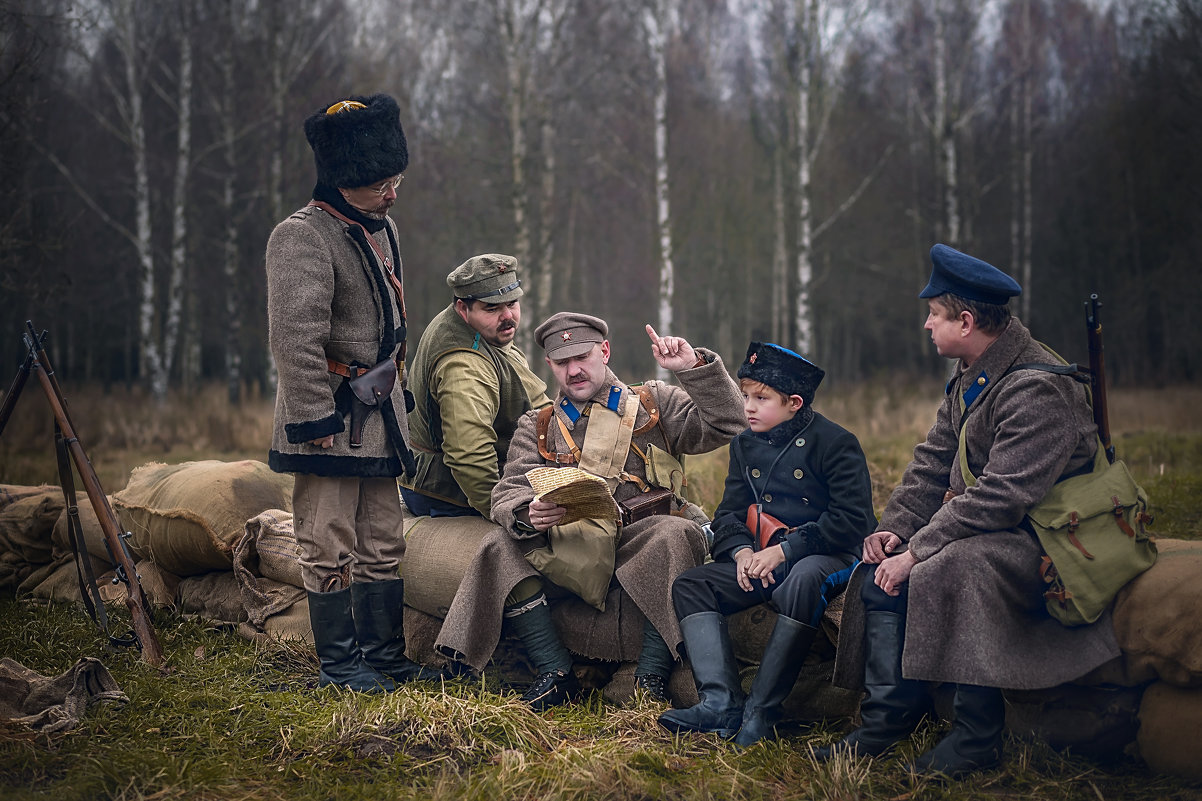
346, 359, 398, 447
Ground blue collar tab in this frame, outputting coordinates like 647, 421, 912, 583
962, 370, 989, 409
559, 397, 582, 423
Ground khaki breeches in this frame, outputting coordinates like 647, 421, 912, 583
292, 474, 406, 592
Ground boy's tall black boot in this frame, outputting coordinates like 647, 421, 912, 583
910, 684, 1004, 777
812, 611, 925, 760
657, 612, 745, 738
351, 579, 448, 683
308, 587, 395, 693
733, 615, 817, 747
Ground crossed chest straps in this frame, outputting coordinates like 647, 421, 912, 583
307, 200, 407, 379
536, 385, 668, 493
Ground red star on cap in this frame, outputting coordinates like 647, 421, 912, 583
749, 353, 757, 364
561, 331, 573, 342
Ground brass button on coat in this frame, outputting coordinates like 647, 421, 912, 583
794, 468, 804, 479
751, 468, 761, 478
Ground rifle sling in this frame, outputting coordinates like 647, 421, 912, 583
54, 423, 110, 635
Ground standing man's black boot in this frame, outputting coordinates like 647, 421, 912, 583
309, 587, 395, 692
351, 579, 448, 683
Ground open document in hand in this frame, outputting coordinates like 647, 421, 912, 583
525, 466, 620, 525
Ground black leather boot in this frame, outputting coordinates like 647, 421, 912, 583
733, 615, 817, 747
657, 612, 745, 738
506, 594, 580, 711
351, 579, 448, 683
910, 684, 1004, 777
308, 588, 395, 692
813, 611, 925, 761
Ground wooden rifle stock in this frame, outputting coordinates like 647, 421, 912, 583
1085, 294, 1116, 464
2, 322, 165, 668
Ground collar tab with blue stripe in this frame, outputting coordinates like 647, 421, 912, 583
961, 370, 990, 409
558, 385, 623, 423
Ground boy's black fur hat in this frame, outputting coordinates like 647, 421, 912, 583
304, 94, 408, 189
737, 342, 825, 405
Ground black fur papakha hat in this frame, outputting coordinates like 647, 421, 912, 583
737, 342, 825, 405
303, 94, 408, 189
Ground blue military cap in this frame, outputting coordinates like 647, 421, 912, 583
919, 244, 1022, 305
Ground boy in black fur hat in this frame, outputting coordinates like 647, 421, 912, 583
659, 342, 876, 746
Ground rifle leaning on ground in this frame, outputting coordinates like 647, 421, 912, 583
0, 321, 165, 669
1085, 294, 1116, 465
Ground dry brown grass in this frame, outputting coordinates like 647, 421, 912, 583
3, 380, 1197, 516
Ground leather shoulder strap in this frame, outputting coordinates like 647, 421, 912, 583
536, 406, 576, 464
631, 384, 661, 437
307, 200, 405, 314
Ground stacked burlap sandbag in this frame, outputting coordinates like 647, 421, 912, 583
0, 485, 64, 593
995, 537, 1202, 774
24, 491, 117, 604
233, 510, 307, 642
113, 460, 293, 575
108, 460, 294, 625
1108, 538, 1202, 779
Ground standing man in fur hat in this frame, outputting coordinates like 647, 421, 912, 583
816, 244, 1120, 777
266, 94, 440, 692
400, 254, 551, 518
660, 342, 875, 746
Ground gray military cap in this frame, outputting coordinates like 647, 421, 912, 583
535, 312, 609, 360
447, 254, 524, 304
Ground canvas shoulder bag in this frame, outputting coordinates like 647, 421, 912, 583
956, 367, 1156, 626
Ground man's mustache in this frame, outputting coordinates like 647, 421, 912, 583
498, 321, 516, 331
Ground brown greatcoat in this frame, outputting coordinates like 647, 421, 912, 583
834, 318, 1120, 691
435, 353, 746, 670
266, 204, 411, 477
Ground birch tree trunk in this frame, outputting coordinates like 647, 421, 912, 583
772, 144, 788, 344
1019, 0, 1034, 319
109, 0, 166, 401
793, 0, 815, 355
219, 0, 242, 403
645, 0, 675, 379
499, 0, 532, 311
165, 5, 193, 393
536, 110, 558, 321
933, 0, 960, 246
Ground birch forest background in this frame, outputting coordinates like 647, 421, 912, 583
1, 0, 1199, 402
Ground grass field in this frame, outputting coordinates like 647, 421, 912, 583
2, 381, 1201, 800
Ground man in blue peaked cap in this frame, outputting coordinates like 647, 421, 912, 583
816, 244, 1119, 778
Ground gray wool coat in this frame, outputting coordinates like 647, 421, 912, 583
833, 318, 1120, 691
266, 204, 411, 478
434, 354, 747, 669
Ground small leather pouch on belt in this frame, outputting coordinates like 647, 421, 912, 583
618, 487, 675, 527
346, 359, 397, 447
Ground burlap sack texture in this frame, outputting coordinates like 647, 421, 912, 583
49, 491, 116, 566
0, 485, 64, 593
112, 460, 293, 576
233, 510, 305, 630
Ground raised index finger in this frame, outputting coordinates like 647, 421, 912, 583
644, 323, 662, 346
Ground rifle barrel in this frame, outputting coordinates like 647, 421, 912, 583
22, 323, 165, 668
